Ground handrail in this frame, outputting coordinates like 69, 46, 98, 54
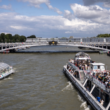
84, 71, 110, 93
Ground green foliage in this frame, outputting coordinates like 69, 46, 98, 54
60, 37, 68, 39
1, 33, 5, 43
69, 36, 74, 39
97, 34, 110, 38
27, 35, 36, 38
0, 33, 26, 43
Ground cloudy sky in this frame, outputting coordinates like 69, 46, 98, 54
0, 0, 110, 38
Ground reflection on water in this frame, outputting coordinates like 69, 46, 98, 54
0, 46, 109, 110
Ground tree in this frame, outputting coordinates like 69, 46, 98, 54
97, 34, 110, 38
69, 36, 74, 39
0, 34, 2, 42
6, 34, 13, 42
19, 35, 26, 42
27, 35, 36, 38
0, 33, 5, 43
13, 34, 20, 42
5, 34, 10, 43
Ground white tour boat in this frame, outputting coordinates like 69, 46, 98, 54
63, 52, 110, 110
0, 62, 14, 79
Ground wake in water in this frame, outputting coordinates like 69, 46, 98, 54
80, 101, 91, 110
61, 81, 73, 92
77, 94, 91, 110
78, 94, 84, 102
13, 68, 18, 73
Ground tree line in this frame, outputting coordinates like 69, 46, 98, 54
97, 34, 110, 38
0, 33, 37, 43
0, 32, 110, 43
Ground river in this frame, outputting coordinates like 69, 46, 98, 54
0, 46, 110, 110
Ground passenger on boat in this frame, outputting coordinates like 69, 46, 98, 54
86, 86, 90, 91
69, 68, 71, 72
97, 96, 101, 103
101, 100, 104, 105
69, 59, 74, 64
79, 64, 82, 70
105, 81, 108, 86
85, 64, 87, 70
71, 70, 74, 74
93, 72, 95, 77
67, 65, 69, 69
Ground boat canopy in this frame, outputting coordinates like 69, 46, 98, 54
75, 57, 90, 60
75, 52, 89, 57
75, 52, 91, 60
0, 62, 10, 71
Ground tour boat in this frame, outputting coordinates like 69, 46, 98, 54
63, 52, 110, 110
0, 62, 14, 79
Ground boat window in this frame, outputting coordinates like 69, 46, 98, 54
91, 66, 93, 69
74, 71, 80, 79
100, 65, 105, 71
93, 65, 98, 70
98, 65, 100, 69
84, 80, 93, 92
92, 87, 110, 108
103, 93, 109, 108
91, 87, 99, 98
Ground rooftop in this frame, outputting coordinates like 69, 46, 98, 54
91, 63, 105, 66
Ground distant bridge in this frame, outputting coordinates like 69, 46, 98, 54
0, 37, 110, 53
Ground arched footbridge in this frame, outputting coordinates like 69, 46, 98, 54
0, 40, 110, 53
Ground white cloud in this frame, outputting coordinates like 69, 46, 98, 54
83, 0, 109, 5
65, 31, 72, 34
83, 0, 110, 8
65, 10, 71, 15
0, 12, 110, 37
104, 2, 110, 8
10, 25, 31, 30
54, 8, 62, 14
64, 10, 74, 20
18, 0, 49, 8
0, 5, 12, 10
18, 0, 62, 14
70, 3, 110, 26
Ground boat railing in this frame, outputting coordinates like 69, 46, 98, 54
66, 68, 106, 110
84, 70, 108, 91
69, 62, 110, 93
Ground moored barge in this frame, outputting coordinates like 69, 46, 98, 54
63, 52, 110, 110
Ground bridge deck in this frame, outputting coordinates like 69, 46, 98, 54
0, 42, 110, 53
12, 50, 99, 53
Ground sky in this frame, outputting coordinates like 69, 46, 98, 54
0, 0, 110, 38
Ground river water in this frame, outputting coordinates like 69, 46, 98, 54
0, 46, 110, 110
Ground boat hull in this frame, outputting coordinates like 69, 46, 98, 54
0, 69, 14, 80
63, 66, 103, 110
